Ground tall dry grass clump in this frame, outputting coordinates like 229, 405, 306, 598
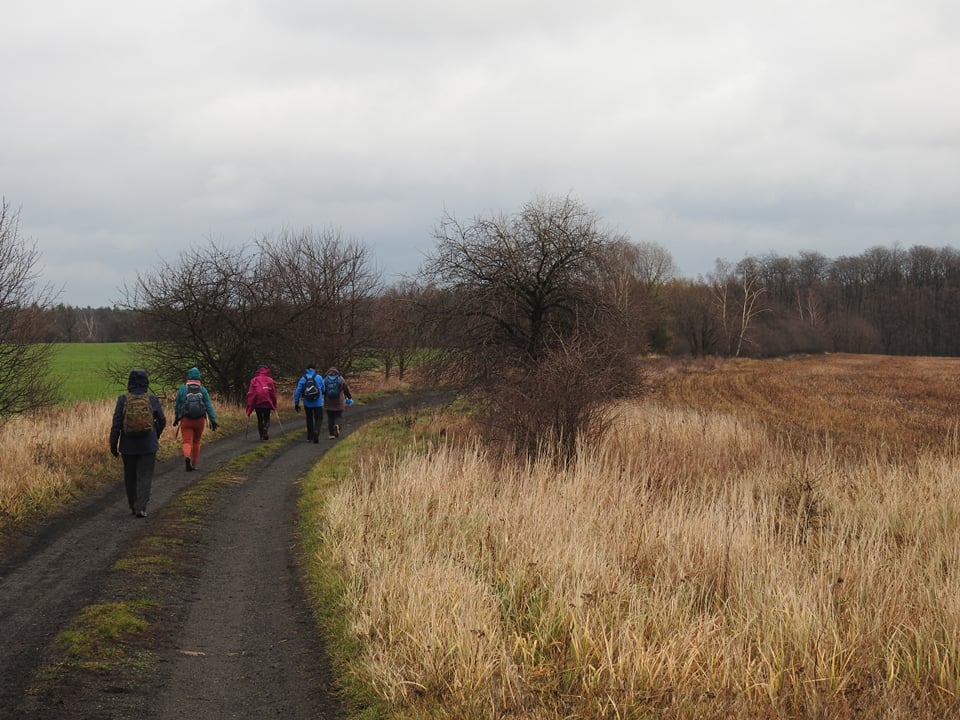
319, 401, 960, 719
0, 400, 120, 526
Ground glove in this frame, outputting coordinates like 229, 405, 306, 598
210, 421, 219, 431
173, 417, 180, 426
111, 448, 119, 458
295, 405, 301, 413
345, 398, 353, 406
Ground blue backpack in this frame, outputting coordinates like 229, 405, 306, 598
324, 373, 341, 399
184, 382, 205, 419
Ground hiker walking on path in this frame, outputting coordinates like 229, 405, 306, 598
173, 366, 218, 471
293, 364, 324, 444
321, 366, 353, 439
245, 365, 278, 440
109, 368, 167, 518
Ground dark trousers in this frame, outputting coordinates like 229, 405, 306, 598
304, 406, 323, 442
327, 409, 343, 437
122, 452, 156, 513
254, 407, 272, 438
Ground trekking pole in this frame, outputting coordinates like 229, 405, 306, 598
245, 414, 251, 440
274, 408, 285, 433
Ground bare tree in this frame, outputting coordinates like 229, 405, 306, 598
119, 241, 271, 400
0, 200, 58, 416
710, 258, 769, 357
423, 194, 614, 365
118, 230, 380, 400
420, 194, 639, 460
602, 239, 676, 353
369, 280, 428, 381
257, 227, 381, 373
664, 279, 722, 357
633, 240, 678, 290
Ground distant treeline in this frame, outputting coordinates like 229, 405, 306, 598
661, 244, 960, 358
39, 243, 960, 359
41, 306, 150, 344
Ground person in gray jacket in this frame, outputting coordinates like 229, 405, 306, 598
109, 368, 166, 518
321, 366, 353, 439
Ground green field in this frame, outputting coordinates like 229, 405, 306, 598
50, 343, 140, 403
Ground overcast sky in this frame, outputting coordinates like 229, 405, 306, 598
3, 1, 958, 307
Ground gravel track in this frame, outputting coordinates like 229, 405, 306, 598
0, 392, 452, 719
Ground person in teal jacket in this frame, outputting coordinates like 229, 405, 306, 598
173, 367, 218, 471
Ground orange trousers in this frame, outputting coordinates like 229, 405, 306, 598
179, 417, 206, 466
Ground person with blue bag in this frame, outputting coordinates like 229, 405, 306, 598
293, 364, 325, 444
321, 366, 353, 439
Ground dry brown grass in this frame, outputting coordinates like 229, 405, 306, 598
316, 354, 960, 719
0, 395, 246, 533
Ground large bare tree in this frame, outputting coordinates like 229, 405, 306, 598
423, 194, 614, 365
119, 229, 380, 401
0, 200, 58, 416
420, 194, 640, 459
256, 227, 380, 373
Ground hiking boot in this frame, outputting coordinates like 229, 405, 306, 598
135, 509, 147, 518
185, 457, 193, 472
329, 434, 336, 439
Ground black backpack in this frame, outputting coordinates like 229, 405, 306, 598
302, 375, 320, 402
184, 382, 205, 419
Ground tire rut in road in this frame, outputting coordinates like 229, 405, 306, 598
1, 391, 455, 719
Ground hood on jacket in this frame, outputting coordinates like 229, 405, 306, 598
255, 365, 272, 377
187, 367, 201, 381
326, 367, 339, 376
127, 369, 150, 393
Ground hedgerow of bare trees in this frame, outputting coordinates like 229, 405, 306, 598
118, 228, 380, 401
368, 280, 430, 382
0, 199, 58, 417
420, 194, 644, 460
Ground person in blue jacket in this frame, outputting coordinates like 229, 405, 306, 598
109, 368, 166, 518
293, 364, 324, 444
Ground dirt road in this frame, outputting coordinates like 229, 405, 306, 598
0, 392, 450, 719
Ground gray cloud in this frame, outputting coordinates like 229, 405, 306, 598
3, 1, 958, 305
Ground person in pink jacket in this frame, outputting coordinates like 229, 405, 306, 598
245, 365, 278, 440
